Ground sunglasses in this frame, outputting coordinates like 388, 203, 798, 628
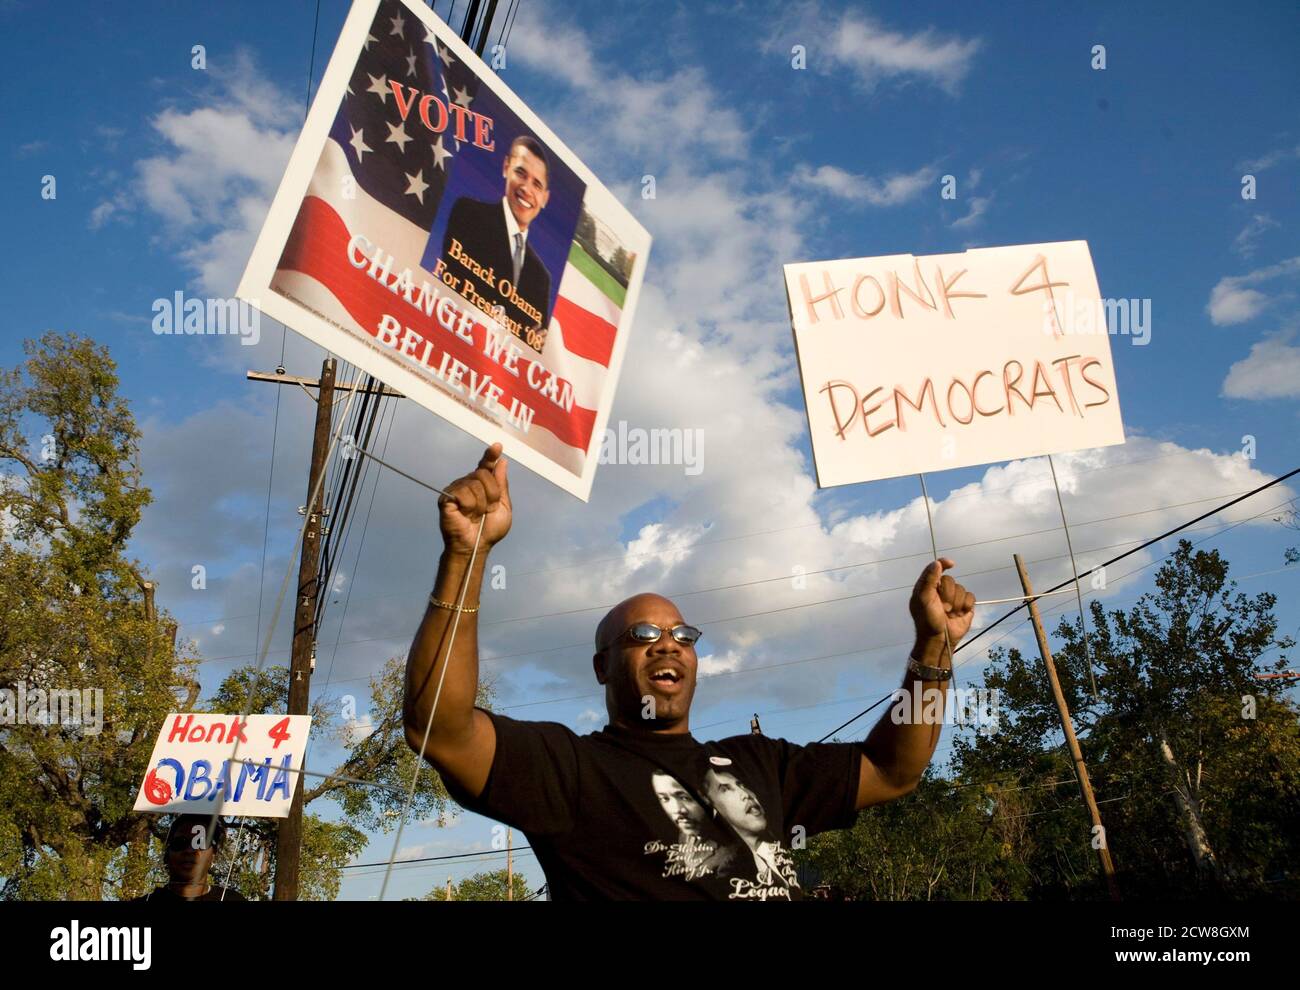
603, 621, 703, 651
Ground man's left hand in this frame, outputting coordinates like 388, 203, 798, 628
909, 558, 975, 652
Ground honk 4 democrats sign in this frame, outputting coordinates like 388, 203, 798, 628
784, 241, 1126, 487
133, 714, 312, 818
238, 0, 650, 501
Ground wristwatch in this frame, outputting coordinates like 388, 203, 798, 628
907, 653, 952, 682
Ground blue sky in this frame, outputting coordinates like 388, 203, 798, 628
3, 0, 1298, 899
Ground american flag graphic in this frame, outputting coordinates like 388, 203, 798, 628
271, 0, 625, 474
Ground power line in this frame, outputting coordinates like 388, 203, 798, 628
185, 506, 1290, 673
814, 470, 1298, 742
176, 481, 1278, 636
343, 846, 535, 870
953, 467, 1300, 659
316, 399, 400, 695
177, 444, 1222, 633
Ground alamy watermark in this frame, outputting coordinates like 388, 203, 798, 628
0, 682, 103, 735
890, 685, 1001, 735
599, 420, 704, 476
1043, 291, 1150, 345
151, 291, 260, 346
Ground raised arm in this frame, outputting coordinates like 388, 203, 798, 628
403, 442, 512, 800
855, 557, 975, 809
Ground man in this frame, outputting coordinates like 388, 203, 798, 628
128, 814, 246, 902
652, 770, 709, 841
438, 135, 553, 347
404, 443, 975, 900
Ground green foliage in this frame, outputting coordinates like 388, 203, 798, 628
801, 541, 1300, 900
0, 333, 197, 900
0, 333, 491, 901
420, 867, 533, 901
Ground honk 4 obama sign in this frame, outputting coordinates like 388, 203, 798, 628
783, 241, 1126, 487
238, 0, 650, 501
132, 714, 312, 818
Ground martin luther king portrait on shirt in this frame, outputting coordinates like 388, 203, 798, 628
437, 135, 554, 350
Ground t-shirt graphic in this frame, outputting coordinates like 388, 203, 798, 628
646, 771, 732, 883
444, 709, 860, 901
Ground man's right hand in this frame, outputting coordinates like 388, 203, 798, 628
439, 443, 511, 555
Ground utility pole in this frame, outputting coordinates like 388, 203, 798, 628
270, 356, 335, 900
1014, 554, 1121, 902
446, 876, 453, 901
506, 827, 513, 901
247, 364, 402, 901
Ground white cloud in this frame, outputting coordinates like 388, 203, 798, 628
131, 49, 297, 296
88, 192, 130, 230
829, 13, 981, 93
624, 522, 708, 576
699, 650, 744, 676
509, 18, 746, 162
951, 194, 990, 229
763, 2, 981, 94
1231, 213, 1280, 259
1222, 333, 1300, 400
1238, 144, 1300, 172
1207, 256, 1300, 325
793, 162, 938, 207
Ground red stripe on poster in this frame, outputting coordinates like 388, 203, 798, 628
276, 196, 596, 451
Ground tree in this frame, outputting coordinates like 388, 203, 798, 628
0, 332, 197, 900
800, 772, 1026, 900
801, 541, 1300, 900
0, 333, 497, 900
574, 209, 596, 250
954, 541, 1299, 898
421, 867, 532, 901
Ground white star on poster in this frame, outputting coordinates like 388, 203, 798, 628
348, 125, 372, 162
406, 50, 418, 78
385, 121, 413, 153
436, 41, 455, 68
452, 85, 473, 107
366, 72, 390, 103
404, 169, 429, 203
389, 12, 405, 38
431, 136, 452, 171
363, 33, 377, 51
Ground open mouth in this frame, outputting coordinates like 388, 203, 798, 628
648, 667, 684, 691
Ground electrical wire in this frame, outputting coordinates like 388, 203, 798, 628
815, 474, 1298, 743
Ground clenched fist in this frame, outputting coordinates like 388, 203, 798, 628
439, 443, 511, 556
909, 557, 975, 649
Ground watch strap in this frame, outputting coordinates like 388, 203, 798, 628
907, 654, 952, 682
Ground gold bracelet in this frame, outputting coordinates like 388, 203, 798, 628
429, 594, 479, 614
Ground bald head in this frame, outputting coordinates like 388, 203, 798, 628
595, 593, 683, 652
592, 592, 698, 732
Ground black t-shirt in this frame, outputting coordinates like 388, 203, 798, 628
446, 709, 861, 901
